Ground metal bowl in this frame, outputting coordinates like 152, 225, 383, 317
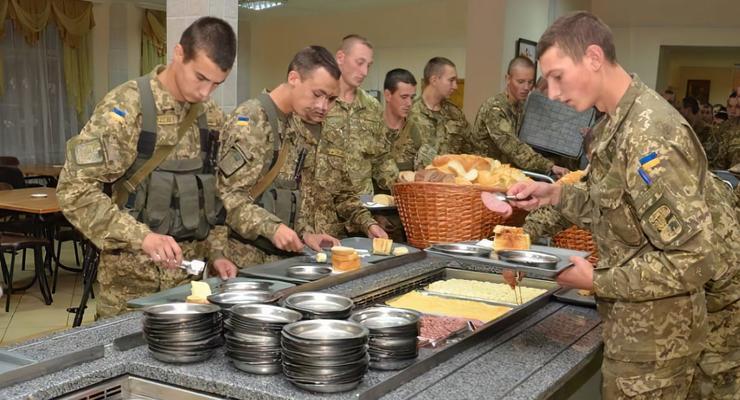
350, 307, 420, 330
207, 290, 276, 309
497, 250, 560, 269
284, 292, 353, 313
143, 302, 221, 316
231, 359, 282, 375
429, 243, 489, 256
230, 304, 302, 324
283, 319, 368, 341
287, 265, 333, 281
218, 281, 271, 293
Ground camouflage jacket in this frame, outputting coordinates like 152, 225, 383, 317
409, 97, 470, 157
713, 118, 740, 170
470, 92, 553, 173
557, 76, 717, 362
385, 112, 436, 172
57, 66, 225, 253
322, 88, 395, 194
296, 116, 378, 237
217, 98, 286, 241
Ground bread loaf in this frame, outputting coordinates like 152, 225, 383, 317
372, 194, 395, 206
493, 225, 531, 252
331, 246, 361, 271
372, 238, 393, 255
398, 171, 416, 183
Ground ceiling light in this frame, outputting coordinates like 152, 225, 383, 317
239, 0, 286, 11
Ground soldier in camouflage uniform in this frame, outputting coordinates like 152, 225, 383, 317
408, 57, 471, 158
470, 56, 570, 177
321, 35, 395, 200
680, 96, 721, 168
487, 12, 739, 399
711, 94, 739, 170
57, 18, 238, 319
218, 46, 381, 267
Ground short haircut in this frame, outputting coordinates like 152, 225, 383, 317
730, 90, 738, 98
537, 11, 616, 64
507, 56, 535, 75
681, 96, 699, 114
339, 34, 373, 54
423, 57, 456, 85
288, 45, 341, 80
180, 17, 236, 72
384, 69, 417, 93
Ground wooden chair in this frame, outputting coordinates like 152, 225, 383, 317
0, 157, 20, 167
0, 234, 53, 311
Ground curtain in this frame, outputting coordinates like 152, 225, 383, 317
3, 0, 94, 117
0, 19, 80, 164
141, 9, 165, 75
0, 0, 9, 96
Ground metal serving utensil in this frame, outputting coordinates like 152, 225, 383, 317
179, 259, 205, 275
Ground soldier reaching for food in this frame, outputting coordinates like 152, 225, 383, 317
57, 17, 239, 319
483, 11, 739, 400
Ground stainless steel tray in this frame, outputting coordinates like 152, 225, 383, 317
553, 287, 596, 308
425, 243, 590, 278
0, 350, 35, 374
127, 277, 293, 308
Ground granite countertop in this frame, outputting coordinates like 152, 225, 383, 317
0, 255, 602, 400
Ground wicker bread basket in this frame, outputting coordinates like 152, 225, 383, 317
392, 181, 526, 248
552, 225, 599, 264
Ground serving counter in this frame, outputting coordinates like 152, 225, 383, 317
0, 254, 602, 400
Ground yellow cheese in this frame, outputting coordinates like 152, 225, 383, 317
392, 247, 409, 256
386, 291, 511, 322
191, 280, 211, 298
426, 279, 546, 304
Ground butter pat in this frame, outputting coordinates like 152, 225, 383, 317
186, 280, 211, 304
315, 252, 327, 263
392, 247, 409, 256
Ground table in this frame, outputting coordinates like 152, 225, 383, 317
19, 165, 63, 187
0, 187, 60, 305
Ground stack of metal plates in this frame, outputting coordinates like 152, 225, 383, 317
350, 307, 420, 370
207, 290, 277, 315
142, 303, 223, 363
283, 292, 354, 320
281, 320, 369, 393
217, 281, 272, 293
225, 304, 302, 375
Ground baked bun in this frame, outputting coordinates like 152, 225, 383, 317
556, 170, 586, 185
398, 171, 416, 183
493, 225, 531, 252
372, 194, 395, 206
414, 169, 455, 183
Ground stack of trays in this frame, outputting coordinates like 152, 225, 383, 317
283, 292, 354, 320
225, 304, 302, 375
142, 303, 222, 363
281, 320, 370, 393
207, 290, 277, 314
350, 307, 420, 370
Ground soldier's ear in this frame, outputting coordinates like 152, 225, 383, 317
173, 44, 185, 64
287, 70, 301, 87
336, 50, 345, 65
384, 89, 392, 103
584, 44, 603, 72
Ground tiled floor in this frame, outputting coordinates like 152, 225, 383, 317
0, 242, 96, 346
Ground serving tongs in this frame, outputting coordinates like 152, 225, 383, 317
179, 259, 205, 275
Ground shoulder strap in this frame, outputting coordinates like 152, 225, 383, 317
112, 76, 202, 207
248, 94, 292, 199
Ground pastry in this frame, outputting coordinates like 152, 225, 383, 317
372, 238, 393, 255
372, 194, 395, 206
493, 225, 531, 251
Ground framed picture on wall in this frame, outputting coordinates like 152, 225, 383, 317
686, 80, 710, 105
516, 38, 538, 76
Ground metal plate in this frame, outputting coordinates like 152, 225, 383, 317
553, 287, 596, 308
425, 244, 590, 278
287, 265, 332, 281
207, 291, 276, 308
497, 250, 559, 269
283, 320, 368, 341
143, 303, 221, 316
218, 281, 271, 292
127, 277, 293, 308
229, 304, 302, 324
350, 307, 421, 330
428, 243, 490, 257
284, 292, 353, 313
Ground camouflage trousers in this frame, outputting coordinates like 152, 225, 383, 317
688, 350, 740, 400
601, 354, 699, 400
225, 237, 281, 269
96, 239, 209, 319
373, 214, 406, 243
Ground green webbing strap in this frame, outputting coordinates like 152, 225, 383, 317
111, 80, 202, 208
249, 93, 292, 199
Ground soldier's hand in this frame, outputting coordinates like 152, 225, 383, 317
551, 165, 570, 179
367, 224, 388, 239
502, 269, 524, 289
507, 181, 562, 210
142, 233, 182, 269
303, 233, 340, 252
211, 257, 238, 280
271, 224, 304, 252
556, 256, 594, 290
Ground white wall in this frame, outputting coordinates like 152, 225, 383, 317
244, 0, 467, 99
500, 0, 550, 82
